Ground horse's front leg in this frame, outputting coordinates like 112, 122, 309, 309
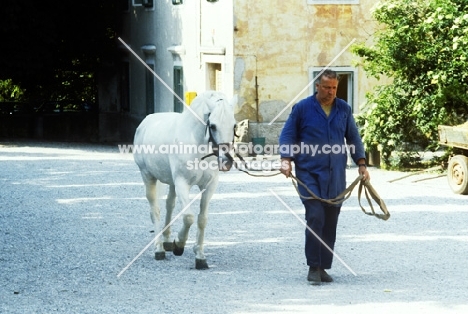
193, 179, 218, 270
172, 181, 193, 257
143, 177, 166, 260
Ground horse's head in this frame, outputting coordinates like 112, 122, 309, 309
201, 91, 238, 172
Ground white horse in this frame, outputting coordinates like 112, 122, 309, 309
133, 91, 237, 269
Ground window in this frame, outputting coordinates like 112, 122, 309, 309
173, 67, 184, 113
206, 63, 222, 91
310, 67, 357, 112
141, 45, 156, 113
133, 0, 153, 8
307, 0, 359, 4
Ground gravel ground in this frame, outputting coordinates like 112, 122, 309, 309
1, 141, 467, 314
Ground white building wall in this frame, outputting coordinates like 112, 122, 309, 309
177, 0, 234, 99
124, 0, 234, 119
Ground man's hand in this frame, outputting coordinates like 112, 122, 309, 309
357, 158, 370, 181
359, 167, 370, 181
280, 158, 292, 178
358, 165, 370, 181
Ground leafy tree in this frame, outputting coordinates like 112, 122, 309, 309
353, 0, 468, 168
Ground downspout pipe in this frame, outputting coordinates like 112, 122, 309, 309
255, 75, 259, 123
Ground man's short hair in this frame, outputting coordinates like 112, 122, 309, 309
317, 69, 340, 83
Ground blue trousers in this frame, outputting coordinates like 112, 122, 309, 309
303, 199, 341, 269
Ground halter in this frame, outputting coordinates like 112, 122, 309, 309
200, 116, 235, 162
199, 97, 239, 164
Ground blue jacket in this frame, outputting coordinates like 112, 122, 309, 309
279, 94, 365, 201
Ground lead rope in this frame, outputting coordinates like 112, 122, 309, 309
232, 153, 283, 177
232, 153, 390, 220
290, 173, 390, 221
356, 177, 391, 221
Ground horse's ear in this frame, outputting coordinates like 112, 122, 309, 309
229, 95, 238, 108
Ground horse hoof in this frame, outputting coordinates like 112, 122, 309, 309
172, 240, 184, 256
163, 242, 174, 252
195, 259, 209, 270
155, 251, 166, 260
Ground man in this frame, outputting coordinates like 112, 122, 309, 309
279, 69, 369, 285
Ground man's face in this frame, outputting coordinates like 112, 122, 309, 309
315, 76, 338, 106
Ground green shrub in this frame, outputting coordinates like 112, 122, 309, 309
353, 0, 468, 168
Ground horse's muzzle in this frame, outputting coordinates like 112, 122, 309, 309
218, 152, 234, 172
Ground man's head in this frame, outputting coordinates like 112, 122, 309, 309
315, 69, 339, 106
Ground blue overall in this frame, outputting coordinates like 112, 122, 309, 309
279, 93, 365, 269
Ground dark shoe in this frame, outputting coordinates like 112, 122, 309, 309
307, 267, 321, 285
320, 269, 333, 283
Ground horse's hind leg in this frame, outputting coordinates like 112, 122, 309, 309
143, 177, 166, 260
162, 184, 176, 252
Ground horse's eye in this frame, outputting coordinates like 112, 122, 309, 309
210, 124, 217, 131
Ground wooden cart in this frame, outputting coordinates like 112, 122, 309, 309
438, 124, 468, 194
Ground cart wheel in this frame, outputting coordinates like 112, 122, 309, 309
447, 155, 468, 195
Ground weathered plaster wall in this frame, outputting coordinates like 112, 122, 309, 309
233, 0, 381, 131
